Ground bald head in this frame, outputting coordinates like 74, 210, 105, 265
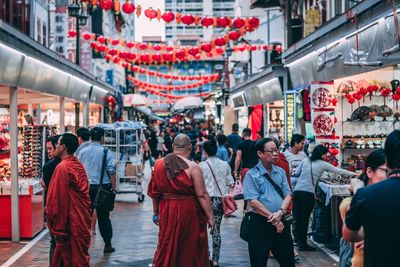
173, 134, 191, 151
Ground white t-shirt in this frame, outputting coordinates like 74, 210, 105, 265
199, 157, 234, 197
283, 150, 307, 176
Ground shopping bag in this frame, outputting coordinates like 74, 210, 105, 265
230, 180, 244, 200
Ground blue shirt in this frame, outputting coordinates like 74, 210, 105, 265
243, 161, 291, 213
216, 145, 229, 162
77, 142, 116, 185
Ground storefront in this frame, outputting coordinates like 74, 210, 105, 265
0, 22, 115, 241
230, 66, 288, 140
282, 0, 400, 246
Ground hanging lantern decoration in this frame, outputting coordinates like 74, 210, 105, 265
201, 43, 212, 53
331, 98, 338, 106
217, 17, 231, 28
249, 17, 260, 29
162, 11, 175, 23
233, 18, 245, 29
127, 52, 136, 61
214, 37, 226, 47
181, 15, 195, 25
392, 93, 400, 110
352, 92, 362, 107
97, 36, 105, 43
345, 94, 356, 111
201, 17, 214, 27
152, 54, 162, 63
275, 45, 283, 53
329, 147, 339, 156
107, 95, 117, 108
216, 47, 225, 54
175, 50, 186, 60
68, 30, 77, 37
163, 53, 173, 62
111, 38, 120, 46
90, 42, 97, 49
144, 8, 157, 20
228, 30, 240, 41
381, 88, 392, 106
358, 87, 368, 102
82, 32, 92, 40
113, 0, 121, 15
122, 0, 135, 14
188, 48, 199, 57
396, 86, 400, 95
99, 0, 113, 10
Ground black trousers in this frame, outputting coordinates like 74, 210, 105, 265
292, 190, 315, 246
89, 184, 113, 247
247, 213, 295, 267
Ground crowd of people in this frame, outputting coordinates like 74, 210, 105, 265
41, 121, 400, 267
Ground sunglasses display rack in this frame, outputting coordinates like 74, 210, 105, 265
22, 125, 56, 179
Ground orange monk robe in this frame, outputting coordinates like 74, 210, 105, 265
46, 156, 91, 267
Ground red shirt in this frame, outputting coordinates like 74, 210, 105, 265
275, 152, 293, 211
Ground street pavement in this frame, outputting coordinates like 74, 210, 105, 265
2, 162, 339, 267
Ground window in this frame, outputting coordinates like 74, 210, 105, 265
42, 24, 47, 46
37, 19, 41, 43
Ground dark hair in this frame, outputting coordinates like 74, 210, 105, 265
290, 134, 305, 147
217, 134, 227, 145
46, 135, 61, 149
232, 123, 239, 132
76, 127, 90, 141
385, 130, 400, 170
255, 138, 274, 156
204, 140, 217, 157
59, 133, 79, 155
242, 128, 251, 137
310, 145, 328, 161
358, 149, 386, 186
90, 127, 105, 142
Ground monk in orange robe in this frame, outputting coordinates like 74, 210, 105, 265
46, 133, 91, 267
148, 134, 215, 267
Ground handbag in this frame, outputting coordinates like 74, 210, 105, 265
262, 172, 294, 225
205, 161, 238, 216
92, 148, 116, 212
229, 180, 244, 200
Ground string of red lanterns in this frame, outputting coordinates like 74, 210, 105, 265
130, 77, 215, 91
139, 86, 210, 100
81, 0, 260, 31
130, 66, 220, 82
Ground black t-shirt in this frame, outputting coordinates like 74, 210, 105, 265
237, 139, 258, 169
345, 177, 400, 267
42, 157, 61, 188
227, 133, 242, 151
164, 134, 172, 153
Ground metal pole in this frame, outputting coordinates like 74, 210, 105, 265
75, 16, 80, 65
75, 102, 80, 131
249, 50, 253, 75
267, 9, 271, 65
10, 86, 20, 242
224, 55, 230, 106
60, 96, 65, 133
286, 0, 293, 47
83, 100, 89, 127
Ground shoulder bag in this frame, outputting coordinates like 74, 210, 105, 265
263, 171, 294, 225
92, 148, 116, 212
205, 160, 238, 216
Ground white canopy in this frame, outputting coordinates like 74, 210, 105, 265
172, 96, 204, 111
123, 94, 150, 107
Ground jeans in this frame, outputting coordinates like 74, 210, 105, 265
247, 213, 295, 267
292, 190, 315, 246
89, 184, 113, 247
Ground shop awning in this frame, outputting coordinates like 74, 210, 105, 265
282, 0, 399, 89
229, 66, 287, 108
0, 20, 115, 105
134, 106, 166, 123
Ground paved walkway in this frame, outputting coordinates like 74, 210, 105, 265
1, 163, 339, 267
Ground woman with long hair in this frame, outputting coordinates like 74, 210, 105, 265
339, 149, 388, 267
291, 145, 356, 251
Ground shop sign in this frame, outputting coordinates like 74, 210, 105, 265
285, 93, 295, 143
53, 12, 67, 57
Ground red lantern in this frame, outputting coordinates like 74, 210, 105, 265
239, 46, 246, 52
214, 37, 226, 47
144, 8, 157, 20
228, 31, 240, 41
250, 45, 257, 51
216, 47, 224, 54
153, 45, 162, 51
127, 52, 136, 61
217, 17, 230, 28
352, 92, 362, 107
126, 41, 134, 48
249, 17, 260, 29
162, 12, 175, 23
68, 30, 77, 37
175, 50, 186, 59
188, 48, 199, 56
111, 38, 119, 46
97, 45, 106, 53
119, 51, 127, 59
275, 45, 283, 53
166, 46, 174, 52
201, 43, 212, 53
108, 49, 117, 56
381, 88, 392, 106
112, 57, 120, 64
194, 54, 201, 60
181, 15, 195, 25
329, 147, 339, 156
332, 160, 339, 167
331, 98, 338, 106
358, 87, 368, 102
82, 32, 92, 41
140, 54, 150, 63
347, 96, 355, 111
201, 17, 214, 27
107, 95, 117, 107
97, 36, 105, 43
122, 1, 135, 14
139, 43, 148, 50
99, 0, 113, 10
233, 18, 245, 28
152, 54, 161, 62
163, 53, 173, 61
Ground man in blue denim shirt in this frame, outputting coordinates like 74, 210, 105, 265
78, 127, 116, 254
243, 138, 294, 267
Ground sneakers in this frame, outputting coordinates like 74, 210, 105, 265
103, 245, 116, 254
298, 244, 316, 251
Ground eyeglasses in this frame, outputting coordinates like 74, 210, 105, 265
263, 149, 278, 154
377, 167, 390, 175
